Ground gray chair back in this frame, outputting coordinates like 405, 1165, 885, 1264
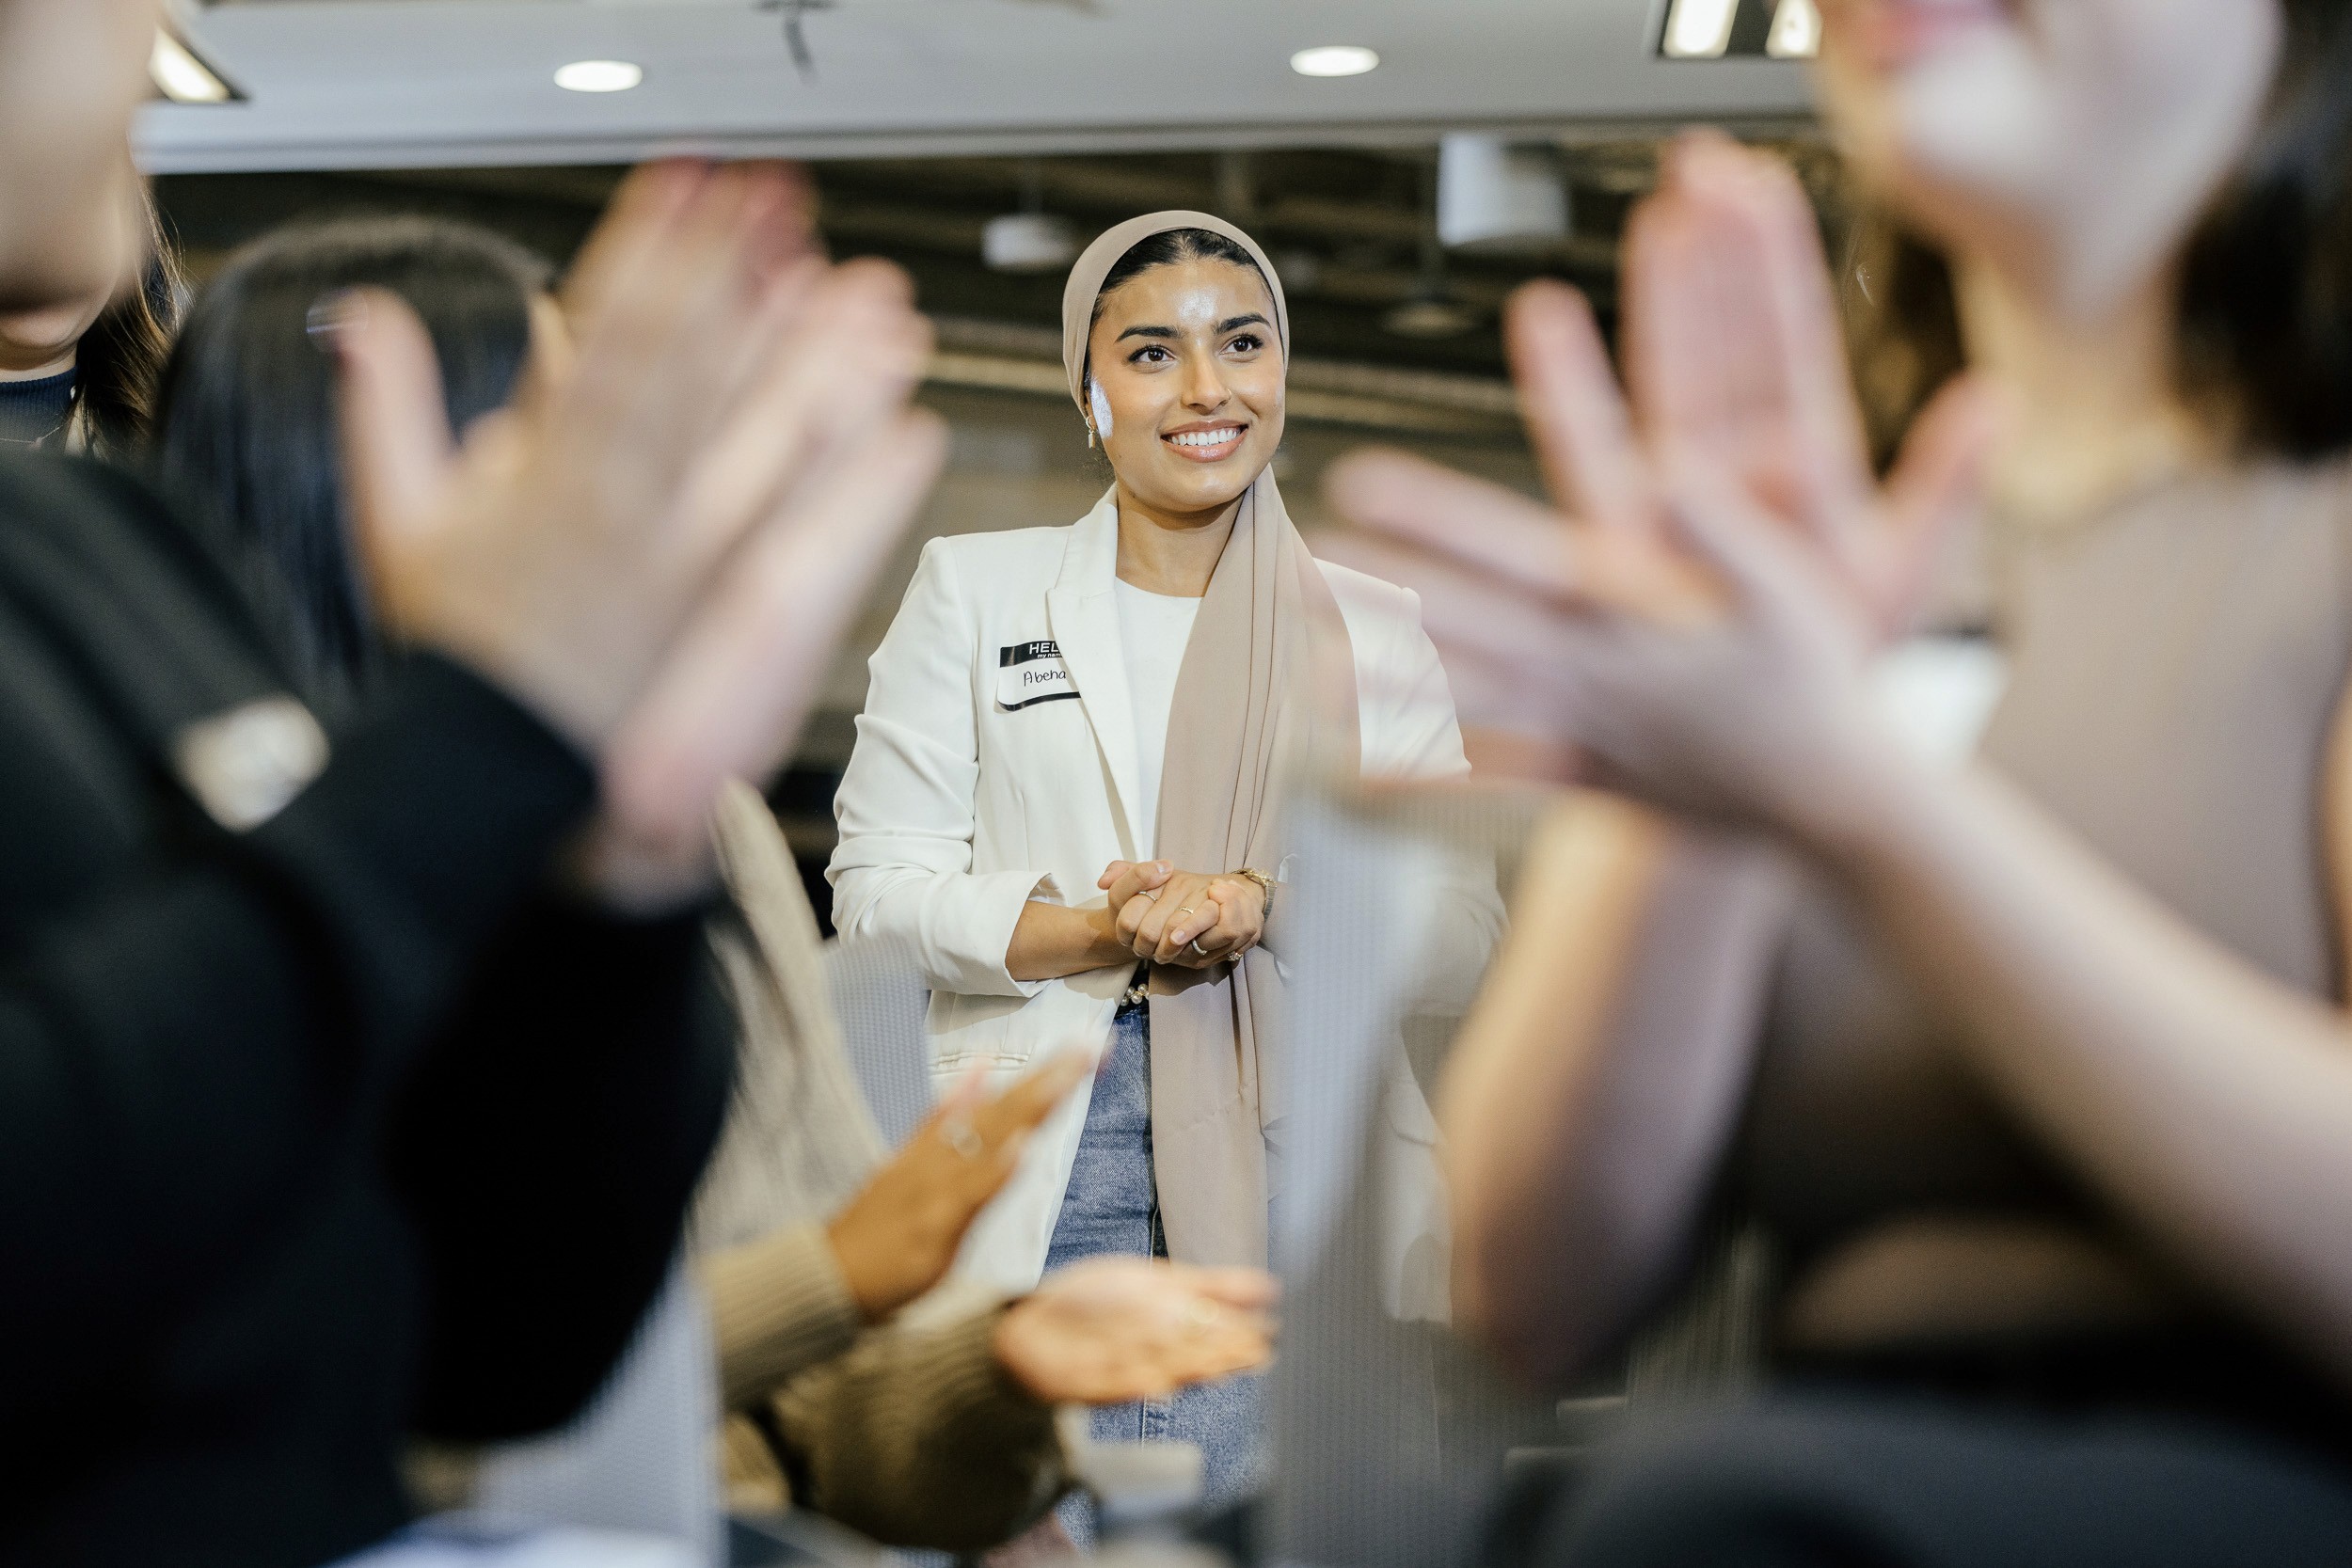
824, 934, 935, 1149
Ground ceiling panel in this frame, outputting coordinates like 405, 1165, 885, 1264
138, 0, 1811, 172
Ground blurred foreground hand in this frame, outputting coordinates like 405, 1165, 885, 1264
827, 1050, 1097, 1322
1325, 133, 1995, 800
993, 1257, 1279, 1406
329, 160, 945, 909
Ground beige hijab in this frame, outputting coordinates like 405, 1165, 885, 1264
1061, 212, 1359, 1268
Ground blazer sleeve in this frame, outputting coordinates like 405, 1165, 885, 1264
1358, 582, 1504, 1010
1364, 581, 1473, 784
828, 539, 1055, 998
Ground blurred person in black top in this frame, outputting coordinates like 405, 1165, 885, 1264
0, 182, 183, 454
0, 2, 946, 1564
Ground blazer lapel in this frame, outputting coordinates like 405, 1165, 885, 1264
1047, 493, 1146, 857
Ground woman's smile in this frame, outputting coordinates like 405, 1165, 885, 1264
1163, 420, 1249, 463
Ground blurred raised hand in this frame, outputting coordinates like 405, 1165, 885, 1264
825, 1050, 1096, 1322
330, 161, 945, 908
992, 1257, 1278, 1406
1327, 134, 1995, 795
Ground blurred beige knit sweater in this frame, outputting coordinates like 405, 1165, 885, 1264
695, 780, 1068, 1548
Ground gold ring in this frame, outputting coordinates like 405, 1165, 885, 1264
941, 1117, 984, 1160
1177, 907, 1198, 917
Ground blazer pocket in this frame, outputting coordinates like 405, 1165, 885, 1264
930, 988, 1030, 1076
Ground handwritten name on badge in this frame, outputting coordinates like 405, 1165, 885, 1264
996, 640, 1080, 710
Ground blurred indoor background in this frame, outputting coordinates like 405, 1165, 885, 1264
144, 0, 1827, 918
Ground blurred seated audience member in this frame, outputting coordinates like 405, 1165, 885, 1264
1335, 0, 2352, 1561
0, 1, 945, 1562
700, 781, 1274, 1547
0, 181, 182, 453
154, 215, 1277, 1553
151, 214, 560, 700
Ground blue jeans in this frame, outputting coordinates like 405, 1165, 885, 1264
1045, 1000, 1265, 1535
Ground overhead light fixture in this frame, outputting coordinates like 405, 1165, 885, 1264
984, 161, 1078, 274
553, 59, 644, 93
981, 214, 1078, 273
1767, 0, 1822, 58
1290, 45, 1380, 79
150, 30, 235, 103
1437, 135, 1568, 252
1382, 297, 1477, 340
1661, 0, 1739, 58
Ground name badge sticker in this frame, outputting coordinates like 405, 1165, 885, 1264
996, 639, 1080, 710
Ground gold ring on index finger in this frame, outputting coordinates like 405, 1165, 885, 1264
941, 1116, 984, 1161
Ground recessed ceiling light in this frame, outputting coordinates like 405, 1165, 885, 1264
1767, 0, 1822, 58
1661, 0, 1739, 58
150, 31, 234, 103
554, 59, 644, 93
1290, 45, 1380, 79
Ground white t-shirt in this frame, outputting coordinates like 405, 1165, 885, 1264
1113, 577, 1202, 858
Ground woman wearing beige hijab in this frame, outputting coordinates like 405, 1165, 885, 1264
829, 213, 1483, 1513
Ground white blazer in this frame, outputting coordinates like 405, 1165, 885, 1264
829, 492, 1477, 1291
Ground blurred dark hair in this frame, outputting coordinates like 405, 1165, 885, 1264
1844, 0, 2352, 467
151, 215, 550, 696
71, 187, 187, 456
1084, 227, 1275, 381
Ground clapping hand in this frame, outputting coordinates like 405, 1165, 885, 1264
992, 1257, 1278, 1405
1327, 134, 1997, 835
825, 1050, 1096, 1322
332, 161, 945, 910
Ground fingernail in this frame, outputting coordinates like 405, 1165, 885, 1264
305, 290, 365, 350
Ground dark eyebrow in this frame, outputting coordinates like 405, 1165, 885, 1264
1217, 312, 1272, 335
1116, 325, 1176, 342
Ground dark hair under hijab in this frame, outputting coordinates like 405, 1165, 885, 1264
1845, 0, 2352, 467
1081, 226, 1275, 386
151, 215, 550, 697
1089, 226, 1271, 321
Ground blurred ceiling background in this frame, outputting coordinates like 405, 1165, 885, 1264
146, 0, 1828, 376
157, 143, 1757, 381
145, 0, 1808, 171
142, 0, 1830, 911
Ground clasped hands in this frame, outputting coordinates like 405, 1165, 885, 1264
1097, 858, 1265, 969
